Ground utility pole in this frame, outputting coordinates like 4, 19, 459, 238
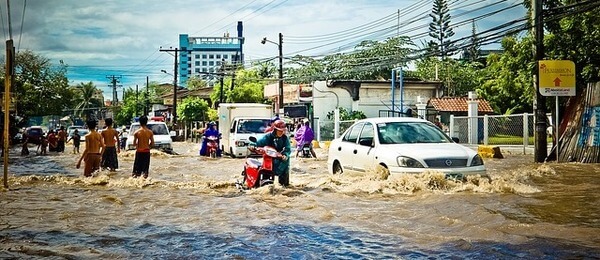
159, 47, 179, 127
106, 75, 122, 106
145, 76, 149, 117
135, 84, 139, 116
533, 0, 547, 162
219, 59, 225, 104
278, 33, 284, 112
3, 39, 14, 189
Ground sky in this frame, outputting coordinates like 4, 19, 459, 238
1, 0, 526, 101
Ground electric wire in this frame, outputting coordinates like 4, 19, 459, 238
287, 0, 519, 59
17, 0, 25, 51
0, 3, 5, 40
286, 0, 515, 57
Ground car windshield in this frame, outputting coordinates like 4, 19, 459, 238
129, 124, 169, 135
236, 119, 270, 134
377, 122, 451, 144
28, 128, 43, 136
75, 129, 89, 136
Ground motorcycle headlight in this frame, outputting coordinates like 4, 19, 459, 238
397, 156, 424, 168
471, 154, 484, 166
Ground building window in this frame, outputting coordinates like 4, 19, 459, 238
195, 61, 200, 66
202, 61, 207, 66
209, 54, 214, 59
223, 54, 228, 59
195, 68, 200, 73
209, 61, 214, 66
202, 54, 207, 59
202, 68, 207, 72
195, 54, 200, 59
209, 68, 214, 73
216, 54, 221, 59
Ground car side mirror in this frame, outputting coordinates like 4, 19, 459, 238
358, 138, 373, 147
170, 131, 176, 137
451, 137, 459, 143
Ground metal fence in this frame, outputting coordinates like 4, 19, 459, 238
317, 119, 355, 142
315, 111, 546, 153
449, 113, 536, 146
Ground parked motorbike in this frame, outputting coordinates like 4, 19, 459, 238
236, 136, 282, 190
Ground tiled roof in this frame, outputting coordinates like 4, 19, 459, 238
429, 97, 494, 113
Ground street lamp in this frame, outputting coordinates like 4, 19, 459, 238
161, 69, 177, 126
261, 33, 283, 112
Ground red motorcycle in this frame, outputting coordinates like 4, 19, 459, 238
236, 137, 282, 189
205, 135, 219, 158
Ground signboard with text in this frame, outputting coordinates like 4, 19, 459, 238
539, 60, 576, 96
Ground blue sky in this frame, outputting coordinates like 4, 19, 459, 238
2, 0, 526, 100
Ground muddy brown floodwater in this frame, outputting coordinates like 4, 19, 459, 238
1, 141, 599, 259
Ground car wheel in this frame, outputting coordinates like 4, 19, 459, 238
332, 161, 343, 174
229, 147, 236, 158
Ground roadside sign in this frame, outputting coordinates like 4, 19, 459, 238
539, 60, 576, 96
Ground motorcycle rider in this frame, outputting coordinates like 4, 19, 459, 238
251, 119, 291, 186
294, 118, 317, 158
263, 115, 280, 133
199, 121, 221, 157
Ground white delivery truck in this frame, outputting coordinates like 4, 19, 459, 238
218, 103, 273, 158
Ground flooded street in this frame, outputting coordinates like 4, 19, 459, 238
1, 142, 599, 259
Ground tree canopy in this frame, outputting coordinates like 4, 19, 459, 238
3, 50, 76, 117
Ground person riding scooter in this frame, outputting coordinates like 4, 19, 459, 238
250, 119, 291, 186
294, 118, 317, 158
199, 121, 222, 157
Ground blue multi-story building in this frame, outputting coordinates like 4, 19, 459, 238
179, 21, 244, 87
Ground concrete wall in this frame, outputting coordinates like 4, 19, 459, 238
312, 80, 441, 122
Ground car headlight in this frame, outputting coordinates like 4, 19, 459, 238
471, 154, 484, 166
235, 141, 246, 147
397, 156, 424, 168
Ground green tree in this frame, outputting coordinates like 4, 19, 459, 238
415, 58, 483, 96
428, 0, 455, 59
177, 97, 209, 122
210, 67, 268, 106
73, 81, 103, 120
114, 87, 148, 126
543, 0, 600, 86
286, 36, 414, 82
3, 50, 76, 117
186, 75, 208, 90
477, 36, 534, 114
327, 107, 366, 120
467, 20, 481, 62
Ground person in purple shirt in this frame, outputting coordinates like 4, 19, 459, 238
294, 118, 317, 158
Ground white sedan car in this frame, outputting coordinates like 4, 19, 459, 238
327, 117, 486, 178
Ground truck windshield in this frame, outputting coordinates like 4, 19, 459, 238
237, 119, 271, 134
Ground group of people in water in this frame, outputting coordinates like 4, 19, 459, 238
75, 117, 154, 179
20, 115, 318, 187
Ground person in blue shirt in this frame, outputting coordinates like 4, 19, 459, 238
199, 121, 222, 157
252, 119, 291, 186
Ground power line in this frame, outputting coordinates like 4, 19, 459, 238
17, 0, 25, 51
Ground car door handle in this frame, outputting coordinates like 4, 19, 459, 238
337, 147, 341, 151
353, 149, 357, 154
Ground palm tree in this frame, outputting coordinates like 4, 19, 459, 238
74, 81, 101, 120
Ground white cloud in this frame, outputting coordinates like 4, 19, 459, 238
4, 0, 525, 100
